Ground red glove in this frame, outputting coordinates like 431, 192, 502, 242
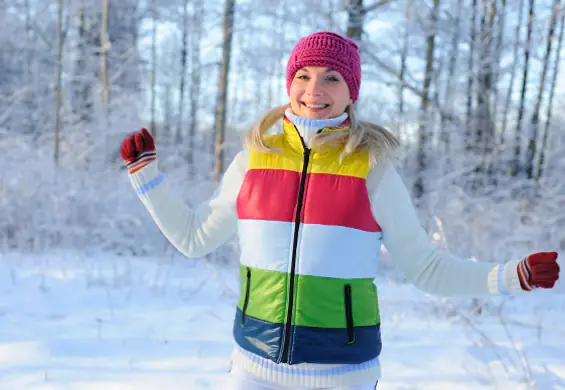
517, 252, 560, 291
120, 128, 156, 174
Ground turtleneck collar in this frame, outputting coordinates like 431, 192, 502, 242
284, 108, 348, 143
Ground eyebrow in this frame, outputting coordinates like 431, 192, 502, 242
299, 68, 338, 73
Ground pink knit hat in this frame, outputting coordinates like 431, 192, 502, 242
286, 31, 361, 103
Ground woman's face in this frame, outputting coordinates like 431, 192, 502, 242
289, 66, 352, 120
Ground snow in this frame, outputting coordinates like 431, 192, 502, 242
1, 251, 564, 389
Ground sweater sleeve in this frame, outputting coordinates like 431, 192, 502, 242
367, 161, 524, 296
127, 150, 248, 258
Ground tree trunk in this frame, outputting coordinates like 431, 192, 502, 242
500, 0, 524, 146
346, 0, 365, 42
100, 0, 109, 107
491, 0, 506, 127
440, 0, 462, 164
537, 3, 565, 181
150, 0, 157, 138
187, 1, 203, 171
413, 0, 440, 200
465, 0, 478, 153
398, 0, 412, 136
100, 0, 110, 160
213, 0, 236, 183
73, 1, 89, 124
177, 0, 189, 144
55, 0, 64, 165
346, 0, 392, 41
476, 0, 496, 187
24, 0, 33, 134
512, 0, 534, 177
432, 44, 444, 157
526, 0, 558, 179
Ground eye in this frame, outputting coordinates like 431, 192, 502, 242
325, 75, 340, 82
296, 74, 309, 80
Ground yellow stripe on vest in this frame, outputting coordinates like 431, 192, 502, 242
248, 135, 371, 178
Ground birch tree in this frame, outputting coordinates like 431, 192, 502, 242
501, 0, 524, 146
150, 0, 157, 137
465, 0, 478, 151
177, 0, 189, 143
55, 0, 64, 164
526, 0, 559, 179
187, 1, 203, 169
537, 4, 565, 181
476, 0, 496, 185
513, 0, 535, 177
413, 0, 440, 199
214, 0, 236, 182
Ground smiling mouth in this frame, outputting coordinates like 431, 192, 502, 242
302, 102, 330, 109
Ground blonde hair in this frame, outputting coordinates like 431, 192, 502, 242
244, 104, 400, 166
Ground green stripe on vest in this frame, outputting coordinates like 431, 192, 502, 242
238, 265, 380, 328
237, 265, 287, 324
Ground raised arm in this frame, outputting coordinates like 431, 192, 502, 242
121, 129, 248, 258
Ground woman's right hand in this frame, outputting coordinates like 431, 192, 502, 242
120, 128, 157, 174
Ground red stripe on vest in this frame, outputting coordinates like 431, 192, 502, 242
303, 173, 381, 232
237, 169, 381, 232
237, 169, 300, 222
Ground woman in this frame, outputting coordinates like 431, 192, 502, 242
120, 31, 560, 390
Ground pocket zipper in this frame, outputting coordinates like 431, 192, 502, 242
344, 284, 355, 344
241, 267, 251, 326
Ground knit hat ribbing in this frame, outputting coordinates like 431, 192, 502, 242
286, 31, 361, 103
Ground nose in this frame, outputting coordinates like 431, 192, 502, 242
305, 77, 324, 97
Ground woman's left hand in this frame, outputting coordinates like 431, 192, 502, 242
517, 252, 560, 291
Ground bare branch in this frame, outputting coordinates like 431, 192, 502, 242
364, 0, 394, 13
362, 46, 459, 124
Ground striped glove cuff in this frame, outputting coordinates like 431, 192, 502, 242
126, 151, 157, 174
517, 258, 535, 291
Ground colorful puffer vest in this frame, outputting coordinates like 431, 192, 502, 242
233, 117, 383, 365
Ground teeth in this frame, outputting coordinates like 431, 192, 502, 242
305, 103, 328, 109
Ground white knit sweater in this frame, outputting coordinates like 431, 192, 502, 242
128, 151, 524, 388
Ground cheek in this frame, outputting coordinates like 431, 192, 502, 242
289, 83, 302, 99
338, 89, 351, 107
339, 85, 351, 102
331, 87, 350, 106
289, 87, 302, 110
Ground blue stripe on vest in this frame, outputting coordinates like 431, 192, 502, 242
290, 323, 382, 364
233, 308, 283, 362
233, 308, 382, 365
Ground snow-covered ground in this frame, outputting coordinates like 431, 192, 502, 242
1, 251, 564, 390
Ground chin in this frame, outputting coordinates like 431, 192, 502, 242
309, 113, 331, 120
298, 109, 333, 120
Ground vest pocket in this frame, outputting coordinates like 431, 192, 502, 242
241, 267, 251, 326
344, 284, 355, 344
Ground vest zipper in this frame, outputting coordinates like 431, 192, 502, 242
280, 129, 311, 364
241, 267, 251, 326
344, 284, 355, 344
